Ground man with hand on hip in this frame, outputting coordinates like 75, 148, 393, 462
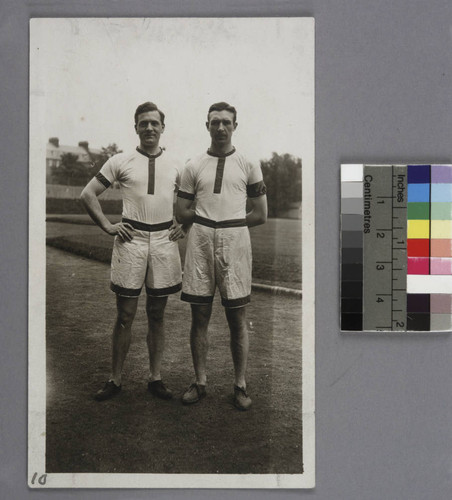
81, 101, 186, 401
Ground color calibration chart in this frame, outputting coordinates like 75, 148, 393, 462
341, 164, 452, 332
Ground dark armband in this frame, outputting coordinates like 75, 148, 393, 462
177, 190, 195, 200
95, 172, 111, 188
247, 180, 267, 198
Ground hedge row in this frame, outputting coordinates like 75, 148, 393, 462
46, 237, 113, 264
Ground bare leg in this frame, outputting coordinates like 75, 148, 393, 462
146, 295, 168, 381
190, 303, 213, 385
111, 295, 138, 386
225, 306, 249, 389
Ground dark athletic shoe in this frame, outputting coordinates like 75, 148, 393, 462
148, 380, 173, 400
181, 383, 206, 405
233, 386, 252, 411
95, 380, 122, 401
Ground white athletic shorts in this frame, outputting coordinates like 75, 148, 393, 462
181, 218, 252, 308
110, 219, 182, 298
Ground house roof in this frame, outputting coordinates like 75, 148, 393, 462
46, 142, 102, 163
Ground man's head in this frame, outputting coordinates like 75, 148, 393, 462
134, 102, 165, 126
134, 102, 165, 151
206, 102, 238, 148
206, 102, 237, 124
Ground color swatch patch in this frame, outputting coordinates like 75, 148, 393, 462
341, 164, 452, 332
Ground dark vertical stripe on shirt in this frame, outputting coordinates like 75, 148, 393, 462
213, 157, 226, 194
148, 158, 155, 194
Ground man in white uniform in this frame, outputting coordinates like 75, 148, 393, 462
176, 102, 267, 410
81, 102, 186, 401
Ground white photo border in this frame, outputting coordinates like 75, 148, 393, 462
28, 17, 315, 489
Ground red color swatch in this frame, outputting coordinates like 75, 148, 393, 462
407, 238, 430, 257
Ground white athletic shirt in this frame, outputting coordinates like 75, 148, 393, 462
178, 148, 266, 221
96, 148, 182, 225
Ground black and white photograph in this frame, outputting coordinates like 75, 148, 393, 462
28, 17, 315, 488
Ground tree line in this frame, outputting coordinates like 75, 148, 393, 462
50, 144, 123, 187
260, 152, 302, 218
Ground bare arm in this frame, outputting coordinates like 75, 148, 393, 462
246, 195, 268, 227
168, 221, 191, 241
176, 196, 196, 225
167, 192, 190, 241
80, 178, 134, 241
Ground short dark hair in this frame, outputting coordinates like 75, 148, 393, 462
134, 102, 165, 126
207, 102, 237, 123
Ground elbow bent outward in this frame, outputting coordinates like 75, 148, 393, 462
79, 178, 132, 238
80, 178, 104, 209
253, 212, 267, 227
80, 186, 91, 208
257, 212, 268, 226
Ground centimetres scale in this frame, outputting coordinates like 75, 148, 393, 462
363, 165, 407, 331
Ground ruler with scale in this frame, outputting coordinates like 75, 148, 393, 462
361, 165, 407, 331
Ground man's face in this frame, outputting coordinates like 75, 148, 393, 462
135, 110, 164, 149
206, 110, 237, 146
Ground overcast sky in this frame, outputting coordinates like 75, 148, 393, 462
30, 18, 314, 164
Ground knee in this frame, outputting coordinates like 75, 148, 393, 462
116, 309, 136, 328
146, 304, 165, 323
227, 316, 242, 331
226, 308, 247, 332
191, 307, 212, 330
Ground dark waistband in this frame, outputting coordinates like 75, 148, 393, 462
122, 218, 173, 232
194, 215, 247, 229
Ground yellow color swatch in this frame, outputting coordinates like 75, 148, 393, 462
431, 220, 452, 239
407, 220, 430, 238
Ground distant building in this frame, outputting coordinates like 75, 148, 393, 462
46, 137, 102, 183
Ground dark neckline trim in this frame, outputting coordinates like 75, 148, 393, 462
207, 147, 236, 158
136, 146, 163, 159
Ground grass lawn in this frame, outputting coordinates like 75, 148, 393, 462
45, 247, 303, 474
